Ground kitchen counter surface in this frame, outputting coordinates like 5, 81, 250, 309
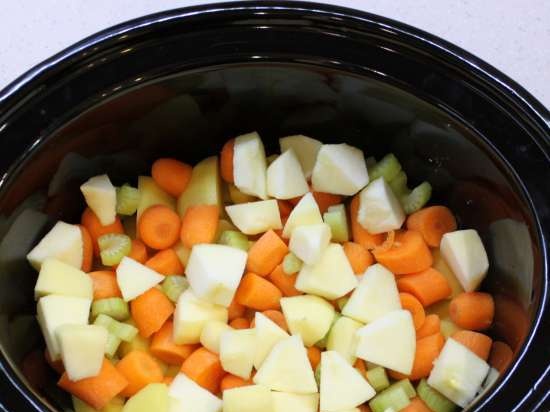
1, 1, 549, 108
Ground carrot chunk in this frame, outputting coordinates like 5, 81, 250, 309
150, 321, 198, 365
397, 268, 452, 306
235, 273, 282, 310
180, 347, 225, 394
138, 205, 181, 250
58, 359, 128, 409
116, 350, 163, 397
131, 288, 174, 338
372, 230, 433, 275
180, 205, 219, 249
246, 230, 288, 276
406, 206, 457, 247
449, 292, 494, 331
152, 158, 193, 197
146, 248, 184, 275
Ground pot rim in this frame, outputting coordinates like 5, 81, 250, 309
0, 2, 548, 411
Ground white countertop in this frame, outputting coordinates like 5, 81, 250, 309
1, 0, 549, 108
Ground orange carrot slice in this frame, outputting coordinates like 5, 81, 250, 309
246, 230, 289, 276
220, 374, 253, 391
343, 242, 374, 274
489, 341, 514, 373
80, 225, 93, 272
88, 270, 121, 300
180, 347, 225, 394
400, 293, 426, 330
128, 239, 148, 264
390, 332, 445, 381
372, 230, 433, 275
58, 358, 128, 410
180, 204, 219, 249
235, 273, 282, 310
268, 264, 302, 297
227, 298, 246, 321
152, 158, 193, 197
406, 206, 457, 247
397, 268, 452, 307
449, 292, 494, 331
146, 248, 184, 275
307, 346, 321, 370
138, 205, 181, 250
116, 350, 163, 397
150, 321, 198, 365
131, 288, 174, 338
451, 330, 492, 360
220, 139, 235, 183
229, 317, 250, 329
416, 314, 441, 340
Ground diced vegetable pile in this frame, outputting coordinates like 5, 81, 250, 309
25, 133, 514, 412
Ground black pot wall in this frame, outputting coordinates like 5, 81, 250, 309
0, 2, 548, 411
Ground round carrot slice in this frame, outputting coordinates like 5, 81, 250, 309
138, 205, 181, 250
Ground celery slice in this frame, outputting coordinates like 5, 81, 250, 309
98, 233, 131, 266
162, 275, 189, 303
282, 252, 303, 275
389, 171, 408, 197
417, 379, 457, 412
366, 366, 390, 392
323, 204, 349, 242
105, 333, 121, 357
116, 184, 140, 216
401, 182, 432, 214
91, 297, 130, 321
368, 154, 402, 182
391, 379, 416, 398
219, 230, 249, 251
369, 386, 410, 412
94, 314, 138, 342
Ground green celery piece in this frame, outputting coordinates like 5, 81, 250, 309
282, 252, 303, 275
369, 386, 411, 412
391, 379, 416, 398
417, 379, 457, 412
401, 182, 432, 214
389, 171, 408, 197
91, 297, 130, 321
94, 314, 138, 342
98, 233, 132, 266
219, 230, 249, 251
162, 275, 189, 303
366, 366, 390, 392
116, 184, 140, 216
323, 204, 349, 242
104, 333, 121, 357
368, 154, 402, 182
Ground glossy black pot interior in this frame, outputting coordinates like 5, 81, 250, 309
0, 2, 548, 411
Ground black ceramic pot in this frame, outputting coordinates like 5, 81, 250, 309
0, 2, 548, 411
